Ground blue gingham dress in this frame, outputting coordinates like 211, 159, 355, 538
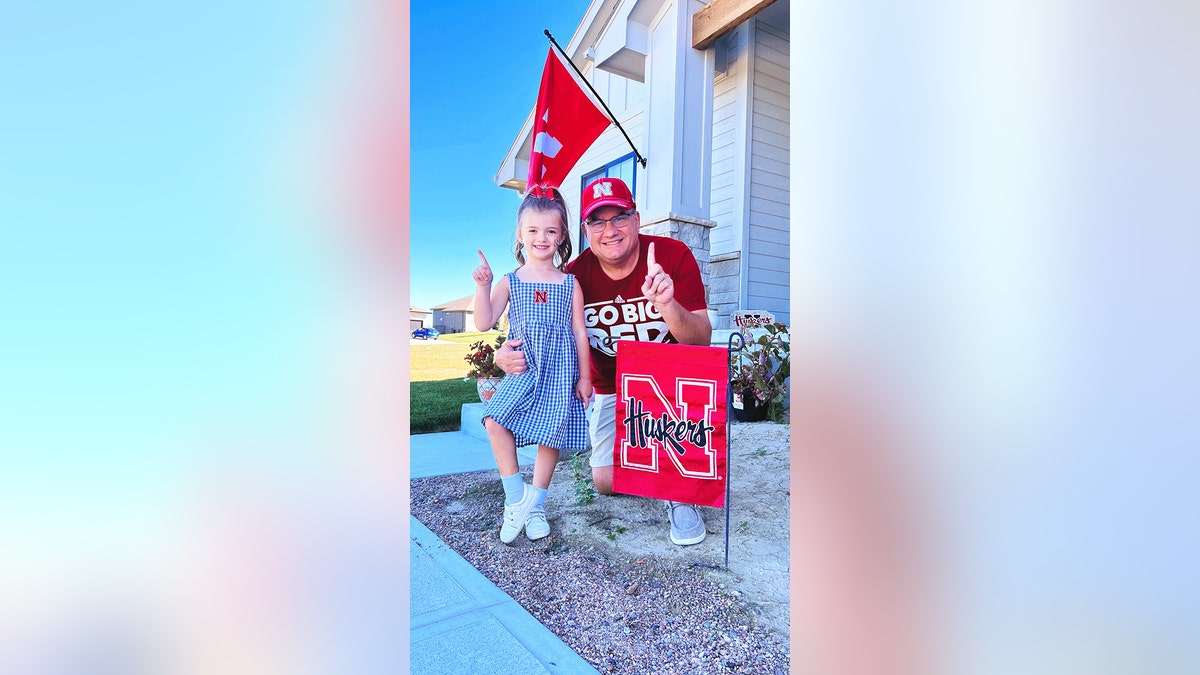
483, 272, 588, 451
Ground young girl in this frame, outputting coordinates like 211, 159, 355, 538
471, 186, 591, 544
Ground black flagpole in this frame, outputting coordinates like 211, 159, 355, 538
544, 29, 647, 168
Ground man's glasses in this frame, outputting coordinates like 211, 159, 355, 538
584, 212, 635, 232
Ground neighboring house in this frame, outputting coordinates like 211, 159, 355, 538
431, 295, 508, 334
431, 295, 475, 334
410, 306, 432, 331
495, 0, 789, 328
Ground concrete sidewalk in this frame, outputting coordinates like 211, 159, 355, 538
409, 430, 597, 674
409, 406, 536, 479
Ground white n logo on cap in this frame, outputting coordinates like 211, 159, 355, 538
593, 181, 614, 198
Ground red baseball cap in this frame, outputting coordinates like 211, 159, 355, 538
580, 177, 636, 222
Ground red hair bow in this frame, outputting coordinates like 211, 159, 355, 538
526, 184, 560, 201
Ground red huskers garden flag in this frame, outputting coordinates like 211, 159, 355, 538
526, 48, 612, 190
612, 341, 729, 508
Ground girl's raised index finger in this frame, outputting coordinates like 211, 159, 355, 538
477, 249, 489, 266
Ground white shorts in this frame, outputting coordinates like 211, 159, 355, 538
587, 393, 617, 468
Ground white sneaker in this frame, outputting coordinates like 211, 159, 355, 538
666, 501, 707, 546
525, 508, 550, 540
500, 485, 536, 544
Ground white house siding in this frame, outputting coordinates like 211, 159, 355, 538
744, 17, 790, 325
708, 26, 750, 327
710, 28, 748, 257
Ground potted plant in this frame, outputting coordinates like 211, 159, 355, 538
729, 322, 790, 422
464, 333, 507, 403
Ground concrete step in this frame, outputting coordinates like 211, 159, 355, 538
460, 403, 489, 441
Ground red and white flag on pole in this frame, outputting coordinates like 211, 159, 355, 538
526, 48, 612, 191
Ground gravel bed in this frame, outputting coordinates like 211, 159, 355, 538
411, 423, 791, 674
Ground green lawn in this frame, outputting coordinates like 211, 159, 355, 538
410, 378, 478, 434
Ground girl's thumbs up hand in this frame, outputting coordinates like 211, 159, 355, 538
472, 249, 493, 286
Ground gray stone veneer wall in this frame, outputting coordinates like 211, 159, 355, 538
708, 252, 741, 330
639, 213, 715, 306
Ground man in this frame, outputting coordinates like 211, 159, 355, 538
495, 177, 714, 545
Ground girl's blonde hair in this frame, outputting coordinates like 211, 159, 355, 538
514, 186, 572, 271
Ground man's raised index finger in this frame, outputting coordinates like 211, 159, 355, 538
646, 242, 656, 267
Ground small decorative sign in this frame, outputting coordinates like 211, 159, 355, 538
732, 310, 775, 331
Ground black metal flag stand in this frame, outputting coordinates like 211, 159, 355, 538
722, 332, 745, 570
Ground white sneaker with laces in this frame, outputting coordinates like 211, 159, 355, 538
500, 485, 537, 544
525, 508, 550, 540
666, 501, 707, 545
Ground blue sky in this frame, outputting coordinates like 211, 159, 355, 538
409, 1, 588, 311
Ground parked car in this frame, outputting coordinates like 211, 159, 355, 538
412, 327, 440, 340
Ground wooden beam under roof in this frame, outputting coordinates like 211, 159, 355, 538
691, 0, 779, 50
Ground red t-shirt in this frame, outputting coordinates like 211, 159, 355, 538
567, 234, 707, 394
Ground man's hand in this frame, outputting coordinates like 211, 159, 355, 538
494, 339, 527, 375
639, 241, 712, 346
472, 249, 493, 286
641, 242, 675, 307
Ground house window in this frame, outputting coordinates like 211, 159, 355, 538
579, 152, 638, 252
